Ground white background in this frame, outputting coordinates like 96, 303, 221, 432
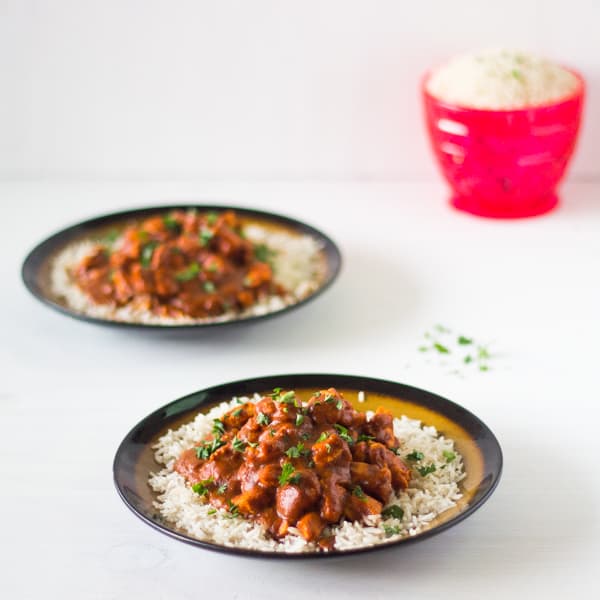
2, 2, 600, 599
2, 0, 600, 181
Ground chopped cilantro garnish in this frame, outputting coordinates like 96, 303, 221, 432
257, 413, 270, 426
101, 228, 120, 244
381, 505, 404, 520
442, 450, 456, 463
175, 262, 200, 281
300, 432, 310, 441
406, 450, 424, 461
206, 212, 219, 226
417, 463, 437, 477
334, 424, 353, 444
212, 419, 225, 436
231, 436, 246, 453
207, 508, 217, 515
279, 462, 300, 485
232, 407, 243, 417
433, 342, 450, 354
195, 438, 225, 460
217, 483, 228, 494
191, 478, 214, 496
316, 432, 329, 443
352, 486, 367, 500
140, 241, 159, 268
254, 243, 276, 263
464, 355, 473, 364
278, 391, 296, 404
163, 214, 180, 231
198, 228, 214, 247
203, 281, 216, 293
478, 346, 491, 360
357, 434, 375, 442
383, 524, 401, 538
295, 413, 304, 426
285, 442, 309, 459
226, 500, 239, 518
458, 336, 473, 345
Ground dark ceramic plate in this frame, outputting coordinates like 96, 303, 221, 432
21, 205, 341, 329
113, 374, 502, 559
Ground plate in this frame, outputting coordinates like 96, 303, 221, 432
21, 205, 341, 329
113, 374, 502, 558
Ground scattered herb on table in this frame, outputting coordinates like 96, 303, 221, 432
418, 325, 494, 374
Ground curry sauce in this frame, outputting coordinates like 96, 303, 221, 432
72, 209, 284, 319
174, 388, 411, 547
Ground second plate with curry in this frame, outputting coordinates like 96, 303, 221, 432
21, 205, 341, 330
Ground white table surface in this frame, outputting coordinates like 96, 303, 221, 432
2, 180, 599, 599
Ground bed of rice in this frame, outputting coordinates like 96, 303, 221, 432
426, 49, 579, 110
149, 394, 466, 553
49, 222, 325, 325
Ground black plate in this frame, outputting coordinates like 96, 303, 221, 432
113, 374, 502, 559
21, 205, 341, 329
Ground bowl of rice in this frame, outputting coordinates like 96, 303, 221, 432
423, 49, 585, 218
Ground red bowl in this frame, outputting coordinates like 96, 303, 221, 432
422, 70, 585, 218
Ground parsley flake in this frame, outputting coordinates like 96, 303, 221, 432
175, 262, 200, 281
417, 463, 437, 477
406, 450, 424, 461
381, 505, 404, 520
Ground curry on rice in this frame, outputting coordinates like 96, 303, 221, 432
174, 387, 412, 549
73, 209, 284, 319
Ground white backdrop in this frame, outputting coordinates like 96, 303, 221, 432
2, 0, 599, 181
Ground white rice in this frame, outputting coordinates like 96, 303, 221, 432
426, 49, 579, 110
49, 223, 326, 325
149, 395, 465, 553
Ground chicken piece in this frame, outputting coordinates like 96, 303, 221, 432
362, 407, 398, 449
232, 486, 272, 514
79, 246, 109, 270
129, 263, 152, 294
221, 402, 255, 430
296, 512, 326, 542
319, 478, 348, 523
111, 269, 133, 304
350, 461, 393, 504
367, 442, 411, 490
244, 262, 273, 288
153, 268, 179, 296
275, 467, 320, 523
312, 432, 352, 471
344, 492, 383, 522
254, 423, 296, 463
256, 463, 282, 488
307, 388, 345, 424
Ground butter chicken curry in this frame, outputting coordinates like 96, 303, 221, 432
73, 210, 284, 319
175, 388, 411, 548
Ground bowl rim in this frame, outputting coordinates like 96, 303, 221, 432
421, 65, 585, 115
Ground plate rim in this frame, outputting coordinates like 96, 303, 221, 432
21, 204, 342, 330
113, 372, 503, 559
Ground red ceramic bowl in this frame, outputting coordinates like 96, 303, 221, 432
422, 70, 585, 218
